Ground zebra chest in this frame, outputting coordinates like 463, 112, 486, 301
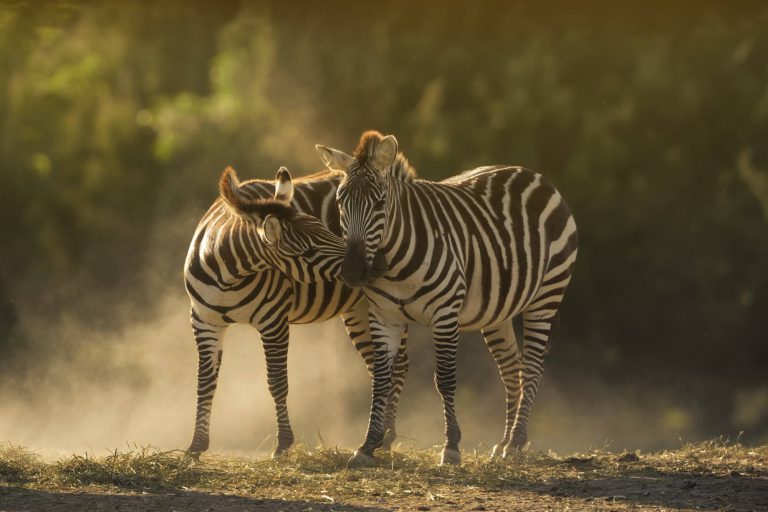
364, 272, 461, 326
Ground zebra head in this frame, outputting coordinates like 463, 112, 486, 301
315, 131, 399, 287
219, 166, 346, 283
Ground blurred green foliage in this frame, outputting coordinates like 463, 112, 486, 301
1, 1, 767, 441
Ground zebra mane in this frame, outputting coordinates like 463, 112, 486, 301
390, 154, 416, 181
354, 130, 416, 181
236, 199, 296, 220
219, 166, 296, 220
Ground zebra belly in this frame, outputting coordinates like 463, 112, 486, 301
187, 273, 362, 328
191, 288, 360, 328
365, 264, 544, 332
287, 282, 363, 324
457, 290, 526, 331
457, 268, 544, 331
363, 285, 514, 333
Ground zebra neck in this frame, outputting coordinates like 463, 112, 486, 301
381, 176, 409, 254
242, 228, 283, 275
213, 220, 275, 282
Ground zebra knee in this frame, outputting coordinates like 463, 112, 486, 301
434, 380, 457, 399
395, 349, 410, 376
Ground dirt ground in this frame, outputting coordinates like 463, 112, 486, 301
2, 473, 767, 512
1, 442, 767, 511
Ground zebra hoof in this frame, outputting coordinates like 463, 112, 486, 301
490, 444, 504, 460
508, 433, 528, 451
272, 434, 295, 459
185, 451, 202, 463
440, 448, 461, 465
347, 450, 377, 468
502, 440, 528, 458
380, 429, 397, 451
271, 445, 290, 459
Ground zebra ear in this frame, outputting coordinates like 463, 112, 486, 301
372, 135, 398, 175
258, 214, 281, 246
219, 166, 249, 213
315, 144, 355, 172
274, 166, 294, 203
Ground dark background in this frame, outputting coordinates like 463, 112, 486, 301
1, 1, 767, 452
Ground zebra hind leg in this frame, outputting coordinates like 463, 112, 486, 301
506, 308, 557, 455
381, 331, 409, 450
188, 313, 227, 459
259, 322, 294, 458
481, 321, 523, 459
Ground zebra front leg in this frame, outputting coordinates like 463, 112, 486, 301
482, 321, 523, 459
381, 331, 409, 450
342, 303, 408, 452
349, 316, 405, 466
259, 322, 294, 458
341, 300, 375, 371
506, 309, 556, 454
188, 313, 227, 458
433, 317, 462, 465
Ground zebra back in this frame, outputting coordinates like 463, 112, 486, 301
184, 168, 360, 326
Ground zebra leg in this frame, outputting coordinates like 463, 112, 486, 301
341, 300, 374, 371
382, 331, 409, 450
482, 321, 523, 459
188, 313, 227, 458
433, 318, 462, 465
259, 321, 294, 458
342, 304, 408, 452
506, 308, 557, 455
350, 316, 405, 465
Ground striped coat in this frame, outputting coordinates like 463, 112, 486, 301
184, 166, 408, 458
317, 131, 578, 465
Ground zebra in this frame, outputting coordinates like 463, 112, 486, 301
184, 165, 409, 459
315, 131, 578, 465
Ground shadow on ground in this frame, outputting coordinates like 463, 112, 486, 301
528, 462, 768, 511
0, 487, 387, 512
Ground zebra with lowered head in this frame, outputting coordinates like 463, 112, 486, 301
316, 131, 578, 465
184, 165, 409, 458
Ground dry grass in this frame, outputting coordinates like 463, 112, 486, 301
1, 439, 765, 502
0, 440, 768, 510
0, 444, 46, 484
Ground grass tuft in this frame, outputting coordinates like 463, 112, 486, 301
0, 443, 45, 483
50, 446, 212, 489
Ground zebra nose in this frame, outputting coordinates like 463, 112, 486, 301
342, 242, 368, 287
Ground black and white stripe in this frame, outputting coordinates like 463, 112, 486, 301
317, 131, 578, 465
184, 166, 409, 458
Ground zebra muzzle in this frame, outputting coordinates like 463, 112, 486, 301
342, 242, 370, 287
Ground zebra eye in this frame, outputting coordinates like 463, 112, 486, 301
302, 247, 318, 258
374, 199, 385, 210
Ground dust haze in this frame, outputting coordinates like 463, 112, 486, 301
0, 205, 713, 460
0, 286, 710, 459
